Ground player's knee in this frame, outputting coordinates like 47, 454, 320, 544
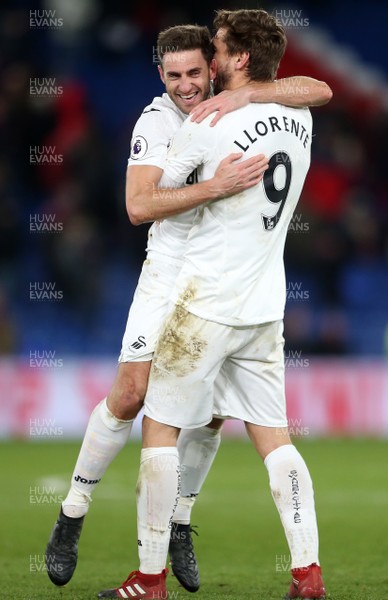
108, 377, 146, 420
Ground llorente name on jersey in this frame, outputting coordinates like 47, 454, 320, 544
233, 115, 309, 152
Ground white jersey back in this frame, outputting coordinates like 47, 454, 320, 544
128, 93, 197, 261
163, 102, 312, 326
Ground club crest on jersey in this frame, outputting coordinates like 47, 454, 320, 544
131, 136, 148, 160
131, 336, 146, 350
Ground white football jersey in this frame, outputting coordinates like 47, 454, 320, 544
128, 93, 198, 261
163, 102, 313, 326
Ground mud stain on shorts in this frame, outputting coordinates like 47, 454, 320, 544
152, 283, 207, 378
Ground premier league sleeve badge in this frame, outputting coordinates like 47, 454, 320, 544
130, 135, 148, 160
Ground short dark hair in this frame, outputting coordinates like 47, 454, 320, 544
157, 25, 213, 66
213, 9, 287, 82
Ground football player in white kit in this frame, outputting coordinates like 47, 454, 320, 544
97, 10, 327, 600
45, 19, 332, 598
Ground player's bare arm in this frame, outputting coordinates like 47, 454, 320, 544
126, 153, 268, 225
191, 76, 333, 126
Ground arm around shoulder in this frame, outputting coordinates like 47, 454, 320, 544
249, 76, 333, 107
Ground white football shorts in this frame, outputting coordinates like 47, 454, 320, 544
119, 256, 183, 363
144, 305, 287, 428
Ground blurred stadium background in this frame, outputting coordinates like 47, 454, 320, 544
2, 2, 388, 599
0, 0, 388, 440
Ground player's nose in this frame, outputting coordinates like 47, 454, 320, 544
177, 77, 193, 94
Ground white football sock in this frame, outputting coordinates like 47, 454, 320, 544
264, 444, 319, 569
137, 447, 180, 574
173, 426, 221, 524
62, 398, 133, 518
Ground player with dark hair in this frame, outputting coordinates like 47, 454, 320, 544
46, 18, 331, 598
97, 9, 327, 600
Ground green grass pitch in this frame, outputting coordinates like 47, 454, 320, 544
1, 437, 388, 599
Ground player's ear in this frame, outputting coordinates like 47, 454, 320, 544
209, 58, 217, 81
158, 65, 165, 84
235, 51, 250, 71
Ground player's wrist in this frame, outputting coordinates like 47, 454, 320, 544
247, 85, 258, 103
250, 82, 274, 104
206, 177, 225, 201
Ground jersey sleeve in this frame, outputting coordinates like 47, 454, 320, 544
128, 109, 172, 169
163, 113, 217, 185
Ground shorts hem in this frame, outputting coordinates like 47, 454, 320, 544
144, 408, 212, 430
119, 352, 154, 363
212, 412, 287, 428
